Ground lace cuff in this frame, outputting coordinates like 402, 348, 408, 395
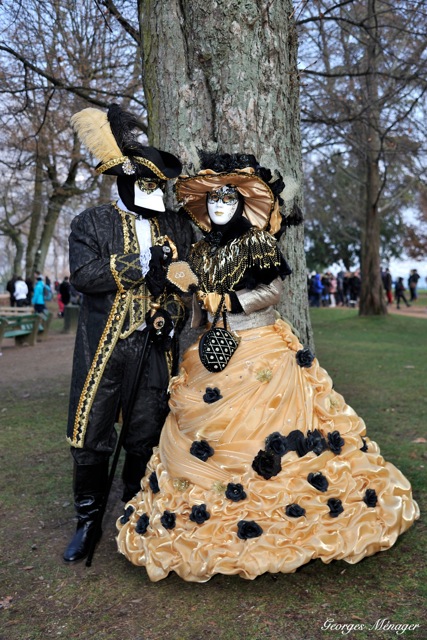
139, 246, 151, 276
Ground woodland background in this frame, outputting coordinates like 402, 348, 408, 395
0, 0, 426, 325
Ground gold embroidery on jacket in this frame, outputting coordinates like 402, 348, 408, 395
68, 291, 130, 447
119, 215, 157, 339
68, 207, 158, 447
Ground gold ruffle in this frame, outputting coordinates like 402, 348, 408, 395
116, 319, 419, 582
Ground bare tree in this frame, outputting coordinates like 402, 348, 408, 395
298, 0, 427, 315
0, 0, 144, 278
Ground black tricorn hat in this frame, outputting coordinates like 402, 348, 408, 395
70, 104, 182, 180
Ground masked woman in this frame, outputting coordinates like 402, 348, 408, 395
117, 153, 419, 582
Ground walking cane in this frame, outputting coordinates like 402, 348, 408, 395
85, 308, 167, 567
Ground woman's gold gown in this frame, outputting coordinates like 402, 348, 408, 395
116, 318, 419, 582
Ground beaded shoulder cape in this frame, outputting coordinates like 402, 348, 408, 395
189, 228, 283, 294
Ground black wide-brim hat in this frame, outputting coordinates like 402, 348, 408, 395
96, 146, 182, 180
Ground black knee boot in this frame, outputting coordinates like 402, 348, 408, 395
63, 461, 109, 563
121, 452, 149, 502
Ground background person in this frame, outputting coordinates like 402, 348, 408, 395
14, 276, 28, 307
32, 275, 46, 313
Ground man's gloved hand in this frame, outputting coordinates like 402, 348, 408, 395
145, 308, 174, 350
145, 244, 173, 298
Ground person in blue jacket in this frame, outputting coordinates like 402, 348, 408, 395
32, 275, 46, 313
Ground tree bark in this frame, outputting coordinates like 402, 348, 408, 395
25, 150, 44, 279
139, 0, 312, 346
359, 0, 387, 316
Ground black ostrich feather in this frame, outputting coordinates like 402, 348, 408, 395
107, 103, 141, 154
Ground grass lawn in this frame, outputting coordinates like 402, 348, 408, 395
0, 310, 425, 640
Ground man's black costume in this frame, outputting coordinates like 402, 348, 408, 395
63, 104, 193, 562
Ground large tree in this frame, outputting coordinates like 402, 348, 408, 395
298, 0, 427, 315
0, 0, 143, 278
139, 0, 312, 345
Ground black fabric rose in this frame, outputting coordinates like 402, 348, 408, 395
135, 513, 149, 534
287, 429, 326, 457
360, 438, 368, 452
296, 348, 315, 368
225, 483, 247, 502
307, 471, 329, 492
120, 505, 134, 525
285, 503, 306, 518
190, 440, 215, 462
237, 520, 264, 540
252, 450, 281, 480
205, 230, 223, 247
149, 471, 160, 494
160, 510, 176, 530
327, 498, 344, 518
189, 504, 211, 524
328, 430, 345, 455
363, 488, 378, 507
265, 432, 288, 457
306, 429, 327, 456
203, 387, 223, 404
286, 430, 306, 454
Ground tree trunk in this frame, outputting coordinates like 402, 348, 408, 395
139, 0, 312, 347
25, 151, 44, 279
358, 0, 387, 316
11, 231, 24, 276
34, 194, 67, 275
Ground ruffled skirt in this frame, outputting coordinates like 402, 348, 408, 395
116, 319, 419, 582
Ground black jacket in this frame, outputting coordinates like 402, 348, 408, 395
67, 203, 193, 448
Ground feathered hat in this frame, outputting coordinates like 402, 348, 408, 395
175, 152, 285, 233
70, 104, 182, 180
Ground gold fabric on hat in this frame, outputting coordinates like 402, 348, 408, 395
117, 319, 419, 582
176, 168, 275, 232
96, 155, 168, 180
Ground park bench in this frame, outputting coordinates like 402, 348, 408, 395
0, 314, 40, 347
0, 309, 53, 345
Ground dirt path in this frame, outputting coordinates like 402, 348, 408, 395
1, 304, 425, 392
0, 328, 76, 393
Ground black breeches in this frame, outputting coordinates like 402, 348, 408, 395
71, 331, 170, 465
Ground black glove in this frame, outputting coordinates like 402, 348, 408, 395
145, 244, 173, 298
145, 309, 174, 350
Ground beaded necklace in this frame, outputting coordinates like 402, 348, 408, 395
190, 228, 281, 294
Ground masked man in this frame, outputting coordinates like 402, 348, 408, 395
63, 104, 193, 562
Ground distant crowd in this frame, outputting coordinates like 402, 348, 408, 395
308, 268, 422, 310
4, 266, 423, 317
5, 272, 82, 316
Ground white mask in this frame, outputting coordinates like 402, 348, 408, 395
134, 178, 166, 212
207, 186, 239, 225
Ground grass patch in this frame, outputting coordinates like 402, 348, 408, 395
0, 311, 425, 640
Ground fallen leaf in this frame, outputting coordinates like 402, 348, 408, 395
0, 596, 13, 609
351, 615, 363, 621
412, 437, 427, 444
23, 566, 34, 571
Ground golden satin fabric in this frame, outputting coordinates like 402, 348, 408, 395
116, 319, 419, 582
